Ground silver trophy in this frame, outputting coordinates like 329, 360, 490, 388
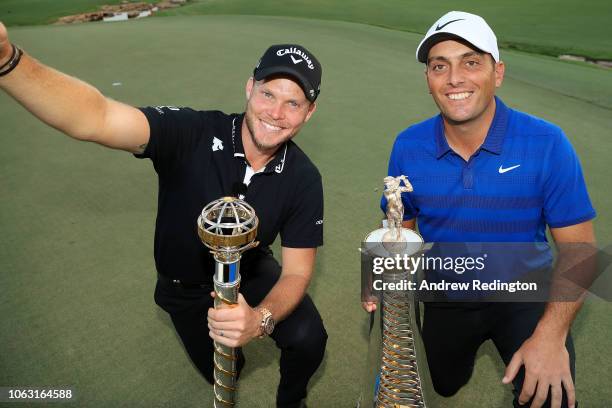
197, 196, 259, 407
361, 175, 432, 408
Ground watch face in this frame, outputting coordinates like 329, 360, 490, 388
263, 317, 275, 335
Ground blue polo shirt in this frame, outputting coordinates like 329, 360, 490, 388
382, 97, 596, 244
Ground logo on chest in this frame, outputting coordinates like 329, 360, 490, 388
498, 164, 520, 174
212, 137, 224, 152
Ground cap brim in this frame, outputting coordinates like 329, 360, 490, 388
417, 32, 470, 63
253, 66, 317, 102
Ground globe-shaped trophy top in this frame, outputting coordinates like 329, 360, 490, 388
197, 196, 259, 252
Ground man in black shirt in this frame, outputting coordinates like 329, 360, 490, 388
0, 20, 326, 407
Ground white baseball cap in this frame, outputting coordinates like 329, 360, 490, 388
416, 11, 499, 63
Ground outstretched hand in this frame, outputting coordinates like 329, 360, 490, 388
207, 292, 262, 347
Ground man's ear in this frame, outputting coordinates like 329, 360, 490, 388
245, 77, 255, 100
304, 102, 317, 123
495, 61, 505, 88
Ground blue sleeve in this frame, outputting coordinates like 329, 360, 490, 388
380, 137, 418, 220
543, 130, 596, 228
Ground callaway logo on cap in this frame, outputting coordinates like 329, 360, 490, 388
253, 44, 322, 102
416, 11, 499, 63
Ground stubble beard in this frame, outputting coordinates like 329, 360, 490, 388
245, 109, 295, 153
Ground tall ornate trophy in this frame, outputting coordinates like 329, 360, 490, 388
197, 197, 259, 407
360, 175, 431, 408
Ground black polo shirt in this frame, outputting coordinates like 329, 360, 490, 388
135, 106, 323, 282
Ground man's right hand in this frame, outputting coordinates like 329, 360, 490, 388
0, 22, 12, 65
362, 300, 377, 313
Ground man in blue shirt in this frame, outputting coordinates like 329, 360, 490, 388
367, 11, 595, 408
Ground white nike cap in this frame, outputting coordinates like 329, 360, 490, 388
416, 11, 499, 63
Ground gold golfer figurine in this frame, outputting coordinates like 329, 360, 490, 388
382, 175, 413, 246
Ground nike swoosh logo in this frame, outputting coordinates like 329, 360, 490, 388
435, 18, 465, 31
290, 55, 303, 64
498, 164, 521, 174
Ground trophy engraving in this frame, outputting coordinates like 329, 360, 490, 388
197, 197, 259, 407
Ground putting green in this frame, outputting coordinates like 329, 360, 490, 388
160, 0, 612, 60
0, 15, 610, 407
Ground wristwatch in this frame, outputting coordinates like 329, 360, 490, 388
256, 307, 275, 338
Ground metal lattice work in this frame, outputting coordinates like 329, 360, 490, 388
376, 269, 425, 408
196, 196, 259, 407
197, 196, 259, 264
363, 226, 427, 408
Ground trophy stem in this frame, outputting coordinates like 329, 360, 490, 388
376, 269, 425, 408
213, 264, 241, 408
197, 196, 259, 407
361, 176, 429, 407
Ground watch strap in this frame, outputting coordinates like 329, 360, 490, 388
256, 307, 274, 338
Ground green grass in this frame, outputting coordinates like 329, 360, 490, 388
0, 0, 156, 26
1, 0, 612, 60
158, 0, 612, 60
0, 14, 611, 408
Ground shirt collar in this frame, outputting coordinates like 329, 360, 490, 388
232, 113, 288, 174
434, 117, 452, 159
435, 96, 509, 159
231, 114, 246, 158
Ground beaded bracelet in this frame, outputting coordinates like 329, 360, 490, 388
0, 44, 23, 77
0, 44, 16, 70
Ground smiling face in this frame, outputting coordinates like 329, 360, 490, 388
244, 76, 316, 153
425, 40, 504, 126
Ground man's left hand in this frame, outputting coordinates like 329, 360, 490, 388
502, 332, 575, 408
207, 293, 261, 347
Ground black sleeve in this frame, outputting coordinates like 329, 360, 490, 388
280, 170, 324, 248
134, 106, 205, 175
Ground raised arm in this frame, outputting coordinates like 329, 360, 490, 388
0, 22, 149, 153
